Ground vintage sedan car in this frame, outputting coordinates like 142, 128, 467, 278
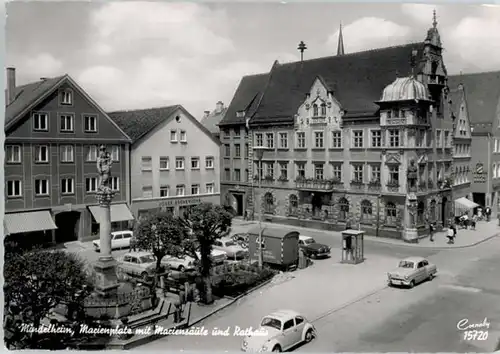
231, 233, 249, 248
117, 251, 157, 280
241, 309, 316, 352
197, 249, 227, 265
161, 255, 196, 272
387, 257, 437, 288
298, 235, 331, 258
93, 230, 133, 252
213, 237, 248, 260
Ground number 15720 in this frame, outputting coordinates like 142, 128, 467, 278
463, 330, 488, 341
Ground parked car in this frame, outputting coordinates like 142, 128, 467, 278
298, 235, 331, 258
93, 230, 133, 252
161, 255, 196, 272
231, 233, 249, 248
196, 249, 227, 265
241, 309, 316, 352
117, 251, 156, 280
387, 257, 437, 288
213, 237, 248, 260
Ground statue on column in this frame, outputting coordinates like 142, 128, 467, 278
97, 145, 112, 189
407, 159, 418, 190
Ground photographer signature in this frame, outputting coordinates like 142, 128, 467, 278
457, 318, 490, 331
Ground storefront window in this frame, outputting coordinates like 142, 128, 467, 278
385, 202, 397, 225
263, 192, 274, 214
338, 198, 349, 221
289, 194, 298, 216
361, 200, 372, 222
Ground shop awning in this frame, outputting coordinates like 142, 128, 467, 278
4, 210, 58, 235
455, 197, 479, 210
89, 203, 134, 223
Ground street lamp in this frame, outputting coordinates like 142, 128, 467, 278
253, 146, 266, 269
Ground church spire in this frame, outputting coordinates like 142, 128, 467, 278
432, 9, 437, 28
337, 22, 345, 56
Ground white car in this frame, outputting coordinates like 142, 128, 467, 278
161, 255, 196, 272
117, 251, 156, 280
213, 237, 248, 260
93, 230, 133, 252
387, 257, 438, 288
196, 249, 227, 265
241, 310, 316, 352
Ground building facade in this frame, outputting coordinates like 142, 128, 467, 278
4, 68, 132, 245
220, 18, 458, 240
108, 105, 221, 218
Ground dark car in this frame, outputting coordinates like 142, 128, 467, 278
298, 235, 331, 258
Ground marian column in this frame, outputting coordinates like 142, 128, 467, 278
93, 145, 119, 296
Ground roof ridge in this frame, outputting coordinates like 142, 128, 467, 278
277, 42, 424, 67
450, 70, 500, 77
249, 60, 279, 121
107, 104, 180, 114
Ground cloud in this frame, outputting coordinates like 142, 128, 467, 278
21, 53, 63, 77
327, 17, 412, 53
401, 4, 439, 24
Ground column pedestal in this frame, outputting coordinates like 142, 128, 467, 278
94, 258, 119, 296
403, 228, 419, 243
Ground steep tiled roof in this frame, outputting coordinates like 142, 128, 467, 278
251, 43, 425, 124
5, 76, 65, 125
108, 105, 180, 143
201, 107, 228, 135
219, 73, 270, 126
447, 72, 500, 132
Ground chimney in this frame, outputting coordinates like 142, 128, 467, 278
6, 67, 16, 105
215, 101, 224, 113
203, 110, 210, 119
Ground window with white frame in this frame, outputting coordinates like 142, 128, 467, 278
353, 165, 363, 182
332, 164, 342, 180
141, 156, 152, 171
111, 177, 119, 191
279, 133, 288, 148
86, 177, 98, 193
320, 102, 327, 116
224, 144, 230, 157
60, 114, 74, 132
206, 183, 214, 194
7, 180, 22, 198
235, 144, 241, 157
436, 130, 442, 148
61, 178, 74, 194
352, 130, 363, 148
296, 162, 305, 178
255, 133, 263, 146
142, 186, 153, 198
388, 129, 400, 147
60, 90, 73, 105
279, 162, 288, 179
191, 157, 200, 169
60, 145, 74, 163
266, 133, 274, 148
371, 130, 382, 147
389, 166, 399, 185
175, 157, 185, 170
35, 179, 49, 196
34, 145, 49, 163
111, 145, 120, 161
170, 130, 178, 142
86, 145, 98, 161
314, 163, 324, 180
296, 132, 306, 148
176, 185, 185, 196
205, 156, 214, 169
33, 112, 48, 131
314, 131, 324, 148
371, 165, 381, 182
160, 185, 170, 197
84, 115, 97, 132
331, 131, 342, 148
234, 168, 241, 181
313, 104, 319, 116
191, 184, 200, 195
254, 164, 262, 179
6, 145, 21, 163
265, 162, 274, 179
245, 144, 249, 157
180, 130, 187, 142
444, 131, 450, 147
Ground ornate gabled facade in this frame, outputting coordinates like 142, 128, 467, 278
219, 17, 458, 240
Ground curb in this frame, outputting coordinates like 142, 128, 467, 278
240, 221, 499, 250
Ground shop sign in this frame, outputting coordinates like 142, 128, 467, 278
159, 197, 202, 208
473, 163, 487, 183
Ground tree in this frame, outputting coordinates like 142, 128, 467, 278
179, 203, 233, 304
4, 249, 93, 349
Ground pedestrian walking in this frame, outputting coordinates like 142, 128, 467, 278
429, 221, 435, 242
129, 235, 137, 252
447, 225, 455, 244
485, 206, 491, 222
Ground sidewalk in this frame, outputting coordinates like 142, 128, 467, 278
231, 218, 499, 249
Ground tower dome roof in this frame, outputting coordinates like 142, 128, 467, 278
380, 77, 430, 102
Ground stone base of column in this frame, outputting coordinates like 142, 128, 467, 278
93, 258, 119, 297
403, 227, 419, 243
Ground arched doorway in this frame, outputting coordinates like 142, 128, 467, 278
311, 193, 322, 219
263, 192, 274, 214
442, 196, 448, 227
55, 211, 81, 243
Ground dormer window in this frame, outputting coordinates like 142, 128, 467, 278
236, 111, 245, 118
320, 103, 327, 116
60, 90, 73, 105
313, 104, 318, 117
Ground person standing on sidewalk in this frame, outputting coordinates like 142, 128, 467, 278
447, 225, 455, 244
485, 206, 491, 222
429, 221, 435, 242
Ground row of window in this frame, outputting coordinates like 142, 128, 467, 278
6, 176, 120, 198
221, 127, 247, 139
454, 167, 470, 185
170, 129, 188, 143
224, 143, 249, 158
141, 156, 214, 171
454, 143, 471, 157
32, 112, 98, 133
5, 144, 120, 164
142, 183, 215, 198
252, 129, 452, 150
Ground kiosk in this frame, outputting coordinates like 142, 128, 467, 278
341, 229, 364, 264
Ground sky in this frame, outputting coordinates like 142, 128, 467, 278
5, 2, 500, 119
